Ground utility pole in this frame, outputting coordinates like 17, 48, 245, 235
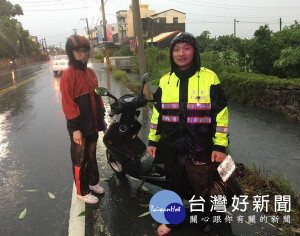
40, 39, 45, 54
73, 29, 77, 34
59, 42, 63, 53
100, 0, 108, 42
280, 18, 282, 31
132, 0, 149, 98
101, 0, 111, 70
234, 18, 239, 38
150, 18, 153, 47
44, 37, 48, 54
81, 18, 91, 39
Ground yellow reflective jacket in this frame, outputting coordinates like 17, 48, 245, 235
148, 67, 228, 154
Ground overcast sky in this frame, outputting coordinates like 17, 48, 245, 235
10, 0, 300, 48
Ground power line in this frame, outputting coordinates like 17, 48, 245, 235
14, 0, 66, 3
22, 7, 91, 11
80, 0, 87, 18
185, 12, 299, 19
168, 0, 300, 11
111, 0, 129, 9
186, 20, 232, 24
176, 0, 300, 10
19, 0, 84, 7
36, 28, 85, 38
93, 17, 100, 30
81, 0, 89, 19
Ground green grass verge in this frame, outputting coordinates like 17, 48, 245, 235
111, 69, 141, 94
239, 165, 299, 234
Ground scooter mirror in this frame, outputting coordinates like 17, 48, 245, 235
95, 87, 118, 103
141, 73, 150, 85
95, 87, 108, 96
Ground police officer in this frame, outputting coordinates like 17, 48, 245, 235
147, 32, 229, 235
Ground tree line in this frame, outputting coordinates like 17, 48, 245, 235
0, 0, 40, 58
111, 21, 300, 79
195, 23, 300, 79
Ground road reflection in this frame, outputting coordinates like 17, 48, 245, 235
0, 111, 10, 161
11, 71, 16, 85
53, 77, 60, 104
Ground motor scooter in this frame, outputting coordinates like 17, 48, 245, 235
95, 73, 167, 190
9, 59, 17, 70
95, 73, 245, 193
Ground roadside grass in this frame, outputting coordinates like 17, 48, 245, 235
111, 69, 140, 94
239, 165, 300, 235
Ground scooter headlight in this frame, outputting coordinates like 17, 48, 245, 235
119, 125, 127, 133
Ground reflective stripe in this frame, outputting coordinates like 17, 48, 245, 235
216, 126, 228, 133
187, 116, 211, 124
74, 166, 81, 196
162, 115, 179, 123
150, 123, 157, 130
162, 103, 179, 109
187, 103, 211, 110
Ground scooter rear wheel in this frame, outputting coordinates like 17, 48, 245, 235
106, 150, 125, 176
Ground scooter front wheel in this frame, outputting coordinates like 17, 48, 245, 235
106, 150, 125, 176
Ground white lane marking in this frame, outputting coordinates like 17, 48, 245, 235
68, 183, 85, 236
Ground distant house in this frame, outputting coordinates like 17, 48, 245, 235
144, 9, 185, 39
116, 6, 185, 42
29, 36, 38, 43
116, 4, 156, 40
146, 30, 181, 49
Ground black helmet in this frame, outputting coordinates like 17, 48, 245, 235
65, 34, 90, 70
66, 34, 90, 56
170, 32, 201, 73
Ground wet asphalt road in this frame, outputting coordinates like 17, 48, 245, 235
0, 62, 72, 235
0, 61, 297, 236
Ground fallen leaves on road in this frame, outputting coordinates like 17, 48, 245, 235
226, 210, 232, 216
48, 192, 55, 199
19, 208, 27, 220
142, 186, 149, 192
78, 208, 94, 217
138, 211, 150, 217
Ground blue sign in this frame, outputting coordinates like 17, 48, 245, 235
97, 25, 103, 42
149, 190, 186, 224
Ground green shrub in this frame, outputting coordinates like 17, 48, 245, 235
201, 51, 241, 75
112, 46, 300, 106
94, 52, 104, 62
111, 45, 133, 57
112, 69, 140, 93
129, 47, 170, 85
112, 70, 127, 81
221, 72, 300, 104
